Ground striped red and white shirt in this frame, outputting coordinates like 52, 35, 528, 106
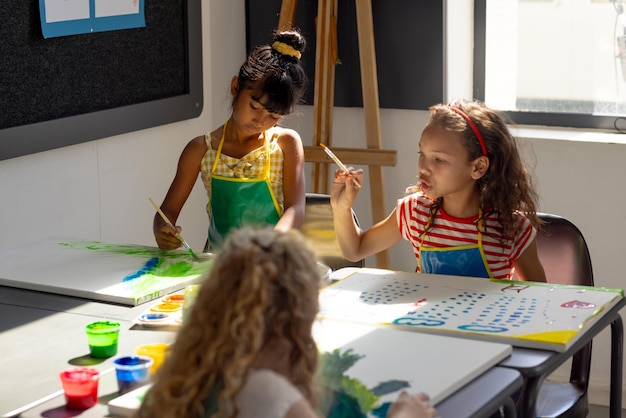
396, 193, 536, 280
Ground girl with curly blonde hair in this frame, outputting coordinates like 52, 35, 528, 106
136, 227, 436, 418
331, 98, 546, 282
136, 227, 318, 417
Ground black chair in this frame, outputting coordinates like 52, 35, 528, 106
528, 213, 594, 418
300, 193, 364, 271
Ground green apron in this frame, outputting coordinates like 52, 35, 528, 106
207, 123, 281, 250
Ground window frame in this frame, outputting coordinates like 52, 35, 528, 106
473, 0, 625, 132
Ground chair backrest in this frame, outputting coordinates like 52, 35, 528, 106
533, 213, 594, 287
299, 193, 364, 270
530, 213, 594, 389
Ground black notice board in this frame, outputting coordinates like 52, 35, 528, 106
0, 1, 203, 161
245, 0, 444, 110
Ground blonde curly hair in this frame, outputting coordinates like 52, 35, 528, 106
136, 228, 320, 418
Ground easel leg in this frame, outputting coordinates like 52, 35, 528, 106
281, 0, 392, 269
354, 0, 390, 268
312, 0, 338, 194
278, 0, 298, 30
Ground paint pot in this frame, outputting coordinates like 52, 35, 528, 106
113, 355, 153, 395
59, 367, 100, 410
85, 321, 121, 358
137, 312, 170, 326
150, 302, 182, 313
162, 293, 185, 304
182, 284, 200, 323
134, 343, 170, 374
317, 262, 332, 287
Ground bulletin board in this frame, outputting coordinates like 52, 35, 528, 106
0, 0, 203, 161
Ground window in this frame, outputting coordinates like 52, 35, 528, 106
474, 0, 626, 132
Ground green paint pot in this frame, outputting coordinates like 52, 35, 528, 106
85, 321, 121, 358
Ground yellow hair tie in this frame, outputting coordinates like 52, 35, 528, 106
272, 41, 301, 60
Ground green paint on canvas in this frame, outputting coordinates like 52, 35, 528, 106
58, 240, 212, 300
59, 240, 194, 259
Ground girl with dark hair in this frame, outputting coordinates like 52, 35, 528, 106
153, 30, 308, 251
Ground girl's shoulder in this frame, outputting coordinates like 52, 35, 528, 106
205, 128, 223, 150
511, 210, 534, 231
272, 126, 304, 158
396, 192, 435, 224
483, 210, 535, 241
485, 210, 532, 227
236, 369, 304, 418
181, 134, 209, 158
273, 126, 302, 144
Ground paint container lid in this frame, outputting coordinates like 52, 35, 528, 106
162, 294, 185, 304
137, 313, 172, 328
85, 321, 121, 335
150, 303, 182, 313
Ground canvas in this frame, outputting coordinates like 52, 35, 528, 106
0, 238, 211, 306
319, 268, 624, 352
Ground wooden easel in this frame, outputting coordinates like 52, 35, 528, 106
279, 0, 396, 269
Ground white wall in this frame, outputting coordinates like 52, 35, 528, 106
1, 0, 626, 408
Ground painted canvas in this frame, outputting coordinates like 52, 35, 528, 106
0, 238, 212, 306
313, 320, 511, 416
319, 268, 624, 352
106, 320, 512, 417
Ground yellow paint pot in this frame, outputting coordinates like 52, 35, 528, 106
133, 343, 170, 375
150, 302, 182, 313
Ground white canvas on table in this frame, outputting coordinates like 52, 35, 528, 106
320, 268, 623, 352
313, 320, 511, 416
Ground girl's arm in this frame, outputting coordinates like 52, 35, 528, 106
284, 399, 321, 418
153, 135, 206, 250
275, 128, 306, 232
513, 238, 547, 282
330, 170, 402, 262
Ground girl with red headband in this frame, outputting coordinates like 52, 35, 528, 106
331, 98, 546, 282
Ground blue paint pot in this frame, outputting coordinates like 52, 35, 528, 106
113, 355, 153, 394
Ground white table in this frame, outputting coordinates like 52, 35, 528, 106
1, 286, 521, 418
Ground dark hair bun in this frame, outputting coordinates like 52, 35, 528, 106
272, 30, 306, 62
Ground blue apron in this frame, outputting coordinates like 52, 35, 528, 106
206, 122, 281, 250
418, 216, 493, 278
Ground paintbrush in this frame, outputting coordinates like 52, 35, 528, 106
320, 144, 361, 188
149, 197, 199, 260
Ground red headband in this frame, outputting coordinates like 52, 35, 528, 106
448, 106, 488, 157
